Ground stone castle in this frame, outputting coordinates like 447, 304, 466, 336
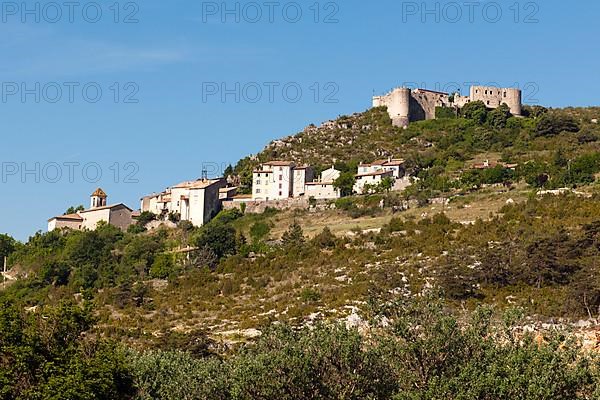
373, 85, 522, 127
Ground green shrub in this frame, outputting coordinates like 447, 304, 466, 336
150, 254, 176, 279
435, 106, 457, 119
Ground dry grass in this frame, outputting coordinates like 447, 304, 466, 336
246, 186, 532, 240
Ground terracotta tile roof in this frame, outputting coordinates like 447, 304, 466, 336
91, 188, 107, 198
79, 203, 133, 213
172, 178, 223, 189
356, 170, 394, 178
372, 159, 405, 166
48, 213, 83, 222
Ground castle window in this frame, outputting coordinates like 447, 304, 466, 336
504, 92, 507, 97
256, 189, 261, 193
487, 101, 490, 105
279, 191, 282, 196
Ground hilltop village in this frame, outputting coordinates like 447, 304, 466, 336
47, 84, 523, 232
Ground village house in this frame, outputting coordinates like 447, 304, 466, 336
357, 158, 406, 178
354, 158, 411, 194
140, 177, 226, 227
48, 188, 134, 232
354, 169, 395, 194
305, 166, 341, 199
252, 161, 314, 201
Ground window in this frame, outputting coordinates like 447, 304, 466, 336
279, 175, 283, 181
256, 180, 261, 185
504, 92, 507, 97
279, 191, 282, 196
279, 167, 283, 171
487, 101, 490, 105
279, 183, 282, 189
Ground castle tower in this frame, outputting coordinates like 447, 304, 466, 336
90, 188, 107, 209
503, 88, 522, 116
388, 87, 411, 127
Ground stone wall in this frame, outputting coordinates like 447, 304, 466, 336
373, 84, 523, 126
222, 197, 309, 213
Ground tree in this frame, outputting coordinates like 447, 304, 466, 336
64, 205, 84, 215
487, 103, 511, 129
535, 113, 580, 136
379, 176, 394, 192
461, 100, 488, 124
0, 301, 134, 399
150, 254, 176, 279
333, 172, 356, 196
0, 233, 17, 261
281, 221, 305, 247
194, 224, 238, 259
136, 211, 156, 226
525, 230, 579, 288
312, 226, 336, 249
522, 105, 548, 119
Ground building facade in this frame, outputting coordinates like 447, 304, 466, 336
304, 166, 341, 199
141, 178, 227, 227
48, 189, 134, 231
252, 161, 314, 201
354, 170, 394, 194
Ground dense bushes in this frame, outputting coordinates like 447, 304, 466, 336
535, 112, 580, 136
128, 300, 600, 400
4, 296, 600, 399
0, 301, 134, 399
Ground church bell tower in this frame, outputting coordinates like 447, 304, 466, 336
90, 188, 107, 209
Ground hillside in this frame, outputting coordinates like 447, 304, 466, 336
233, 105, 600, 194
1, 104, 600, 398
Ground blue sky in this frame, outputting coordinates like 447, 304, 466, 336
1, 0, 599, 240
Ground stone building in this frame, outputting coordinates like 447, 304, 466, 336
252, 161, 314, 201
354, 158, 411, 194
48, 188, 134, 231
354, 170, 394, 195
304, 166, 341, 200
140, 177, 226, 227
373, 85, 522, 127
